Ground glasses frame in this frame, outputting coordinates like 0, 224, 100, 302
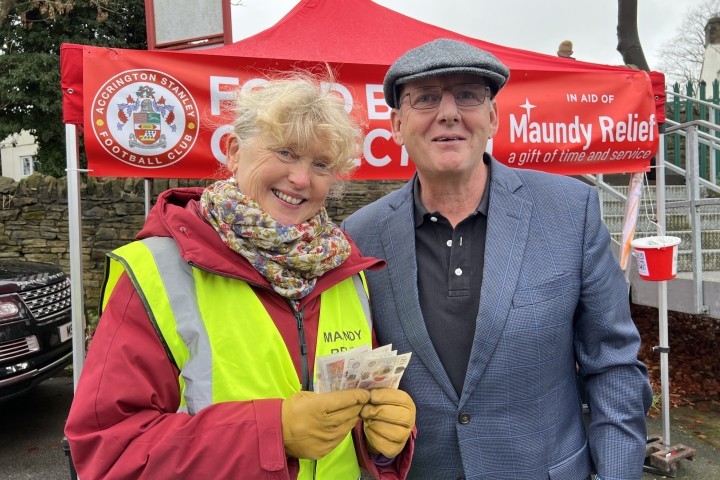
401, 84, 492, 110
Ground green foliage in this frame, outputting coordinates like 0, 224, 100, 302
0, 1, 148, 176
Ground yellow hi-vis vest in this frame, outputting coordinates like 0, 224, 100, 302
101, 237, 373, 479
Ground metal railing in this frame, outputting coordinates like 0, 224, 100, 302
584, 83, 720, 459
666, 81, 720, 187
583, 117, 720, 317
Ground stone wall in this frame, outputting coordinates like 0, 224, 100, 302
0, 174, 404, 314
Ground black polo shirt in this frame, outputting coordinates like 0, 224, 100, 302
413, 158, 490, 396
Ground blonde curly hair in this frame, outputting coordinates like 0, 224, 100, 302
230, 71, 363, 177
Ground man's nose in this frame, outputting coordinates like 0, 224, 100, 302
437, 91, 460, 122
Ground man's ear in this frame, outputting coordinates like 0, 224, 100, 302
390, 109, 404, 146
226, 135, 240, 174
488, 101, 499, 138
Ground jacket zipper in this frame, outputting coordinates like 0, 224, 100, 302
292, 306, 312, 392
291, 305, 318, 478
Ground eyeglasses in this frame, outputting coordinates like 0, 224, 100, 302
402, 84, 491, 110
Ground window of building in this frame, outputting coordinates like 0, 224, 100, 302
21, 156, 34, 176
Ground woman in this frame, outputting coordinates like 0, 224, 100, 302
65, 73, 415, 479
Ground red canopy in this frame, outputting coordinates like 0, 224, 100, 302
61, 0, 663, 179
208, 0, 665, 121
213, 0, 656, 76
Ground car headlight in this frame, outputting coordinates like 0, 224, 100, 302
0, 298, 22, 322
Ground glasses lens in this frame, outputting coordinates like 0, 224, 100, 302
453, 84, 489, 106
408, 87, 442, 110
406, 84, 489, 109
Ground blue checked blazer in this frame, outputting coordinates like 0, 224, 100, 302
343, 157, 652, 480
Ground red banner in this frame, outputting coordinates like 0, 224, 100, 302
77, 46, 657, 179
494, 71, 658, 174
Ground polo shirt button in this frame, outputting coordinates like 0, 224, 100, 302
446, 239, 452, 247
458, 412, 471, 424
454, 268, 463, 276
430, 216, 438, 222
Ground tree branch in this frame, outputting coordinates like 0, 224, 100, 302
617, 0, 650, 71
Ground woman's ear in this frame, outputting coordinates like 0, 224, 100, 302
226, 135, 240, 174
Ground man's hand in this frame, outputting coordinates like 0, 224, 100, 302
361, 388, 416, 458
282, 389, 371, 460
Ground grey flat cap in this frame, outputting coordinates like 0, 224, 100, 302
383, 38, 510, 108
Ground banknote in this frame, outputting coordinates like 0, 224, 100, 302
315, 345, 370, 393
388, 352, 411, 389
315, 344, 411, 392
338, 344, 394, 390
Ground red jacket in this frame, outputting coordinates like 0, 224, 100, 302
65, 188, 414, 479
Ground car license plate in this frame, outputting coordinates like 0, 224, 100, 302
59, 322, 73, 343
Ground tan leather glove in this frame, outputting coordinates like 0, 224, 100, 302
361, 388, 416, 458
282, 389, 371, 460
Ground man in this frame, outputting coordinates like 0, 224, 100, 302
343, 39, 652, 480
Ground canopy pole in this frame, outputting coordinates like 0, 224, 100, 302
655, 132, 671, 447
643, 128, 696, 476
145, 179, 152, 217
65, 123, 87, 390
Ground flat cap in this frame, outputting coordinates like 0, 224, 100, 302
383, 38, 510, 109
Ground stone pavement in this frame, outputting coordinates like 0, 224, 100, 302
643, 401, 720, 479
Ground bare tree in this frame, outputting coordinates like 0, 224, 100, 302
657, 0, 720, 85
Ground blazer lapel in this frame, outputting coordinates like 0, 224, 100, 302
380, 183, 459, 401
460, 160, 533, 405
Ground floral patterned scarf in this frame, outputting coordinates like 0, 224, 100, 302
200, 178, 351, 299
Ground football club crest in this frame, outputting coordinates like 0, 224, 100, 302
91, 69, 199, 169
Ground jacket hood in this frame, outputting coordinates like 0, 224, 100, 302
136, 187, 385, 302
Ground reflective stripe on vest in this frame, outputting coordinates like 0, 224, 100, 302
104, 237, 371, 479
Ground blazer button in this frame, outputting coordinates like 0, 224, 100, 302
458, 412, 471, 424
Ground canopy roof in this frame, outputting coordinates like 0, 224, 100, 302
209, 0, 662, 82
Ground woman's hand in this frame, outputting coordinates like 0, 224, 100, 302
282, 389, 371, 460
361, 388, 416, 458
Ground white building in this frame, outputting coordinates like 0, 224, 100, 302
700, 17, 720, 88
1, 131, 37, 181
